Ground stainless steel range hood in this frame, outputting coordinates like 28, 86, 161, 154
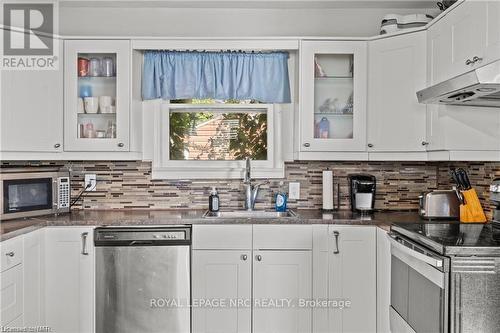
417, 59, 500, 107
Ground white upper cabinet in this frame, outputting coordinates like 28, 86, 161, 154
485, 0, 500, 65
447, 0, 487, 78
1, 39, 63, 153
427, 14, 452, 85
428, 0, 499, 85
64, 40, 130, 151
368, 31, 427, 152
299, 41, 367, 152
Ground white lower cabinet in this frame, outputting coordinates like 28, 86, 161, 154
313, 225, 376, 333
0, 263, 23, 326
376, 228, 391, 333
1, 236, 24, 326
45, 227, 95, 333
192, 250, 252, 333
328, 226, 376, 333
253, 250, 312, 333
192, 225, 313, 333
23, 229, 45, 327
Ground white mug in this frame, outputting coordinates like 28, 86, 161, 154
99, 96, 113, 112
84, 97, 99, 114
77, 97, 85, 113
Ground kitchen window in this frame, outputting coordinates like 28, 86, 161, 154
152, 99, 284, 179
142, 50, 291, 180
168, 99, 268, 161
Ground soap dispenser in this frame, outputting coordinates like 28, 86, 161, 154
209, 187, 220, 212
275, 181, 288, 212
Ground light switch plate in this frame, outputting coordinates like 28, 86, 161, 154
289, 182, 300, 200
84, 174, 96, 191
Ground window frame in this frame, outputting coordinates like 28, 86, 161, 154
152, 101, 284, 180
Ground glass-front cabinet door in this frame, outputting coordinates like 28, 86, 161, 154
300, 41, 367, 152
64, 40, 130, 151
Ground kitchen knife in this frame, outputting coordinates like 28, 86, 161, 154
457, 168, 471, 190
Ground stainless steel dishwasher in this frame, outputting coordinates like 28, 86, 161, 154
94, 226, 191, 333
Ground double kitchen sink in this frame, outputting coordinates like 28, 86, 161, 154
203, 210, 297, 219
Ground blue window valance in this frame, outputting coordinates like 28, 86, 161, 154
142, 50, 291, 103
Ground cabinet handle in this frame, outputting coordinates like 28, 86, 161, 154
465, 59, 473, 65
5, 251, 15, 257
54, 143, 61, 149
367, 143, 374, 148
303, 143, 310, 148
117, 142, 124, 148
472, 56, 483, 64
241, 254, 248, 261
333, 231, 340, 254
81, 232, 89, 255
421, 141, 429, 146
256, 254, 262, 261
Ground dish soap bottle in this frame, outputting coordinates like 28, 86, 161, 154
275, 182, 288, 212
209, 187, 220, 212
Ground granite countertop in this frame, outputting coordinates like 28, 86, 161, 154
1, 209, 431, 241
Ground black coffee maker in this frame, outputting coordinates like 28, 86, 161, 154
349, 174, 376, 212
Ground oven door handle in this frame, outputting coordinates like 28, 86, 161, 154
389, 234, 443, 269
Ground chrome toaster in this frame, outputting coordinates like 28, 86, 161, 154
419, 190, 460, 219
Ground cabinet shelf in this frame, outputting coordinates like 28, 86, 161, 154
77, 113, 116, 117
315, 75, 353, 79
78, 76, 116, 79
314, 113, 353, 116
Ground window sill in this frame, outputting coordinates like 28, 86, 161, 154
151, 166, 284, 180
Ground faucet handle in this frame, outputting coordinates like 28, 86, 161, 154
244, 157, 251, 183
254, 179, 270, 188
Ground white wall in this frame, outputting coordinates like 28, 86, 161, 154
59, 6, 439, 37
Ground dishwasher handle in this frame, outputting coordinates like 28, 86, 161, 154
129, 240, 154, 246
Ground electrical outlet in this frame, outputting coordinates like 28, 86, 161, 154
84, 174, 97, 191
289, 182, 300, 200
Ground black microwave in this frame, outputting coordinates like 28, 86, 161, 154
1, 168, 70, 220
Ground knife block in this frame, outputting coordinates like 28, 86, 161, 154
459, 189, 487, 223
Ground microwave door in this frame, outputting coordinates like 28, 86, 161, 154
1, 177, 56, 219
389, 234, 450, 333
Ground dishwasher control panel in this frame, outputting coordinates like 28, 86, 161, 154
94, 227, 191, 246
152, 232, 185, 240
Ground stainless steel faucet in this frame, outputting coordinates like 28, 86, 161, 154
243, 157, 268, 211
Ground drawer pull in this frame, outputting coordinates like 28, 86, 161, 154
5, 251, 15, 257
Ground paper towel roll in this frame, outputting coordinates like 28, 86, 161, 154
322, 170, 333, 210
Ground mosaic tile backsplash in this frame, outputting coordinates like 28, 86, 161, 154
2, 160, 499, 218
